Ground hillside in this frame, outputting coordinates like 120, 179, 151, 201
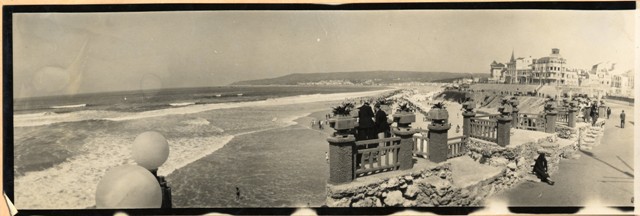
230, 71, 486, 85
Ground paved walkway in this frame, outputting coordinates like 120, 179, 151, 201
485, 102, 634, 206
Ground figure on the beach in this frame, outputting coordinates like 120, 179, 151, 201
607, 107, 611, 119
620, 110, 626, 128
236, 187, 241, 200
325, 152, 329, 164
533, 151, 555, 185
318, 120, 324, 129
311, 119, 316, 128
357, 102, 376, 140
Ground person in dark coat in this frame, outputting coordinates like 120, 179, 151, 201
607, 107, 611, 119
620, 110, 626, 128
533, 151, 555, 185
357, 102, 376, 140
590, 104, 598, 126
374, 103, 391, 138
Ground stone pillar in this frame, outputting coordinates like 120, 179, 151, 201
427, 123, 451, 163
496, 115, 512, 147
327, 135, 356, 184
512, 109, 519, 129
462, 111, 475, 138
545, 111, 557, 133
568, 108, 577, 128
392, 127, 417, 170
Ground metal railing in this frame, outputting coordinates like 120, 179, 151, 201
469, 118, 498, 143
354, 137, 402, 177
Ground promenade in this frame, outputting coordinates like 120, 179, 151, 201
486, 102, 634, 206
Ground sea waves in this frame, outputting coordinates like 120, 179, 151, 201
13, 89, 391, 128
14, 133, 234, 209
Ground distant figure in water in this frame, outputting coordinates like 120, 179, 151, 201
318, 120, 324, 129
325, 152, 329, 164
236, 187, 241, 200
533, 151, 555, 185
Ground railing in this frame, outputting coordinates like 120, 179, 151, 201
447, 136, 468, 158
515, 113, 546, 131
354, 137, 402, 177
469, 118, 498, 142
557, 110, 569, 123
475, 114, 499, 120
412, 132, 429, 158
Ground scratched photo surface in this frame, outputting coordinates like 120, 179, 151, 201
10, 9, 635, 209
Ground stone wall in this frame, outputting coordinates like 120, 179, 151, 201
325, 124, 602, 207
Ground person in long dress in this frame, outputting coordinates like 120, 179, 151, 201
533, 151, 555, 185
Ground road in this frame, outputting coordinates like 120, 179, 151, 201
486, 102, 634, 206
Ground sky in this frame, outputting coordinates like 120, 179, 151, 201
12, 10, 636, 97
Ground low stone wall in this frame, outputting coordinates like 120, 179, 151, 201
326, 163, 451, 207
326, 125, 602, 207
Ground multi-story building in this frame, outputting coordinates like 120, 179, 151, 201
531, 48, 567, 85
506, 55, 533, 84
489, 61, 506, 83
610, 69, 634, 97
584, 61, 614, 87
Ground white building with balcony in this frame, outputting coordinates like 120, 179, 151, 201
531, 48, 567, 85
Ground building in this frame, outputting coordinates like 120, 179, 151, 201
489, 61, 506, 83
506, 55, 534, 84
531, 48, 567, 85
610, 69, 634, 97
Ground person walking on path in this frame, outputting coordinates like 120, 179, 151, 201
533, 151, 555, 185
607, 107, 611, 119
620, 110, 626, 128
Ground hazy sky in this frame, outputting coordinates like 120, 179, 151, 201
13, 10, 635, 97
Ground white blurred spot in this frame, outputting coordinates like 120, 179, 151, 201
391, 210, 436, 215
317, 38, 321, 42
470, 199, 511, 215
113, 212, 129, 216
292, 208, 317, 216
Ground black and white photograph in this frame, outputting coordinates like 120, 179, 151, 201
3, 2, 637, 215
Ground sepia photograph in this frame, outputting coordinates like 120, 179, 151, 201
3, 2, 637, 215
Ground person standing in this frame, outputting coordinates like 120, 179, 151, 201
620, 110, 626, 128
591, 104, 598, 126
374, 103, 391, 139
607, 107, 611, 119
357, 102, 375, 140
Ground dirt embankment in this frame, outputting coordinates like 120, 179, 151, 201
435, 91, 546, 114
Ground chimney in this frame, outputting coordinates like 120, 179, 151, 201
552, 48, 560, 55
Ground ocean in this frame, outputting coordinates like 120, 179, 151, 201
12, 85, 387, 208
13, 85, 384, 114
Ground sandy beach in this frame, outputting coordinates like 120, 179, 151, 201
13, 88, 396, 209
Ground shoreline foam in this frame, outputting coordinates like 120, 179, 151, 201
14, 89, 392, 127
